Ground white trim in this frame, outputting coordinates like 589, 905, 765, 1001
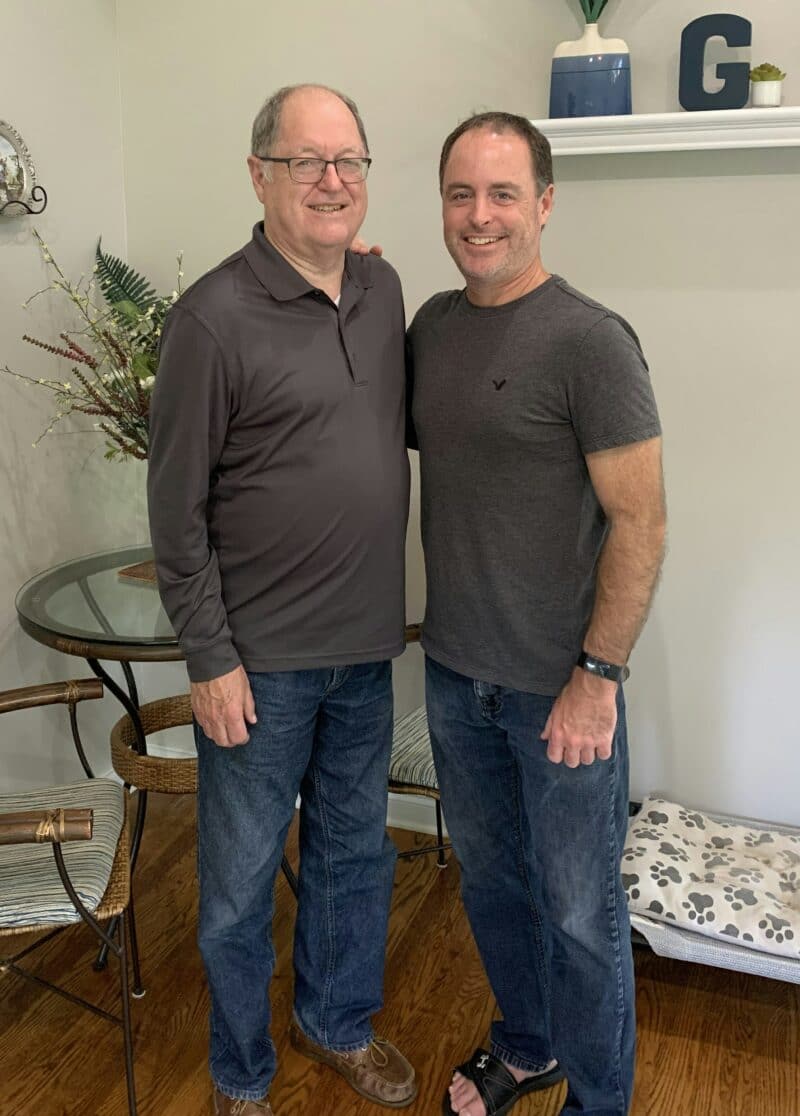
530, 106, 800, 155
387, 791, 447, 836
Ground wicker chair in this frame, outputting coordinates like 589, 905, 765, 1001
389, 703, 450, 867
110, 693, 197, 794
0, 680, 138, 1116
108, 625, 448, 919
387, 623, 450, 866
109, 693, 301, 895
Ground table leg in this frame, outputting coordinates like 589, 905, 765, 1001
69, 700, 95, 779
86, 657, 147, 991
77, 575, 149, 866
120, 660, 140, 711
281, 855, 298, 897
80, 650, 295, 981
87, 658, 149, 864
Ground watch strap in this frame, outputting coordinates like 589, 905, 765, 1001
577, 652, 630, 683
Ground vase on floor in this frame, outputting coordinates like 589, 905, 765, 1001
549, 22, 632, 119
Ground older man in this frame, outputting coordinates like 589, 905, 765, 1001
407, 113, 666, 1116
148, 85, 414, 1116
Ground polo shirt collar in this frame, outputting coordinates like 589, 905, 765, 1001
243, 223, 375, 302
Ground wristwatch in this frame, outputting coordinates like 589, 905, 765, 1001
576, 652, 630, 683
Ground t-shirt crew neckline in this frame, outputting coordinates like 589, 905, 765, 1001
459, 275, 558, 316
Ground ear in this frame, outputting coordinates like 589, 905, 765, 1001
538, 183, 555, 228
247, 155, 268, 203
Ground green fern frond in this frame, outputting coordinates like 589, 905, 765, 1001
95, 239, 158, 313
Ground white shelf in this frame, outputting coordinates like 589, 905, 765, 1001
530, 106, 800, 155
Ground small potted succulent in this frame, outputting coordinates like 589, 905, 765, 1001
749, 63, 786, 108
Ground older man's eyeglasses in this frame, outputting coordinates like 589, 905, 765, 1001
258, 156, 372, 184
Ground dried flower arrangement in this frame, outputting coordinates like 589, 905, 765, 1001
3, 232, 182, 460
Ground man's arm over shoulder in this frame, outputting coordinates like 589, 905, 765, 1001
147, 304, 239, 683
348, 248, 403, 305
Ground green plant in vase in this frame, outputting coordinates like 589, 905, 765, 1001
749, 62, 787, 107
2, 232, 182, 460
576, 0, 610, 22
749, 63, 786, 82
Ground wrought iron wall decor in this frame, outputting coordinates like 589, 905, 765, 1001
0, 120, 48, 216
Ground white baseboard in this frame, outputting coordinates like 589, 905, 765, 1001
387, 791, 446, 836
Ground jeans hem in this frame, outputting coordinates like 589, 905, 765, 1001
212, 1079, 271, 1103
489, 1041, 554, 1075
293, 1013, 373, 1053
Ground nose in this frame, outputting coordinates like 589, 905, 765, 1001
468, 194, 492, 227
318, 161, 343, 190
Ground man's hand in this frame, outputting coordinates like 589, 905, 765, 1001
349, 236, 383, 257
191, 665, 257, 748
541, 668, 618, 767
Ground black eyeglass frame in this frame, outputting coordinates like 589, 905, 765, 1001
257, 156, 372, 183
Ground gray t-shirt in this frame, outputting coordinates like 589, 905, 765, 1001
407, 276, 661, 695
148, 226, 409, 682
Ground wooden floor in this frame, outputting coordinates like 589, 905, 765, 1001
2, 793, 798, 1116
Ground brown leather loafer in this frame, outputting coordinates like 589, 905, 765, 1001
289, 1020, 417, 1108
213, 1087, 274, 1115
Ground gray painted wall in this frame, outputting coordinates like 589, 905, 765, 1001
2, 1, 798, 826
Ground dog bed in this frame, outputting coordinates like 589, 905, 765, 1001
623, 794, 800, 984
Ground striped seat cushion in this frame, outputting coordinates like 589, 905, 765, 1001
0, 778, 124, 929
390, 706, 438, 791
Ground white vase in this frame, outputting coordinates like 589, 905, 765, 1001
549, 22, 632, 118
552, 21, 629, 61
750, 80, 783, 107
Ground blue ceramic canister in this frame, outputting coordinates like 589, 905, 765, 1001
549, 22, 631, 118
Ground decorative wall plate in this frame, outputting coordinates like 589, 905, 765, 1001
0, 120, 47, 216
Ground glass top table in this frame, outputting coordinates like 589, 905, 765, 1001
16, 544, 420, 959
16, 545, 190, 982
17, 545, 422, 663
16, 545, 182, 663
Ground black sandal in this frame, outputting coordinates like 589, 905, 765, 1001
442, 1048, 564, 1116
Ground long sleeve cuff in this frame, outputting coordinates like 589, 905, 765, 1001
184, 639, 243, 684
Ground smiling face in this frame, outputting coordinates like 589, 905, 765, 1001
441, 127, 554, 305
247, 86, 368, 267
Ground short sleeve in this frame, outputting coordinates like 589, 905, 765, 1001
567, 314, 662, 455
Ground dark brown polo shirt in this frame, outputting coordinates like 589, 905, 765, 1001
147, 224, 409, 682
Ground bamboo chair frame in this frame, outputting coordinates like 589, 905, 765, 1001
0, 680, 138, 1116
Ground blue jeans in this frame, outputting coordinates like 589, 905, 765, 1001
196, 662, 396, 1102
425, 656, 635, 1116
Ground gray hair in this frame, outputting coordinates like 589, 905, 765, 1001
251, 84, 370, 160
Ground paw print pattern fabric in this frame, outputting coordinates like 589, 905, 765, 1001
622, 795, 800, 960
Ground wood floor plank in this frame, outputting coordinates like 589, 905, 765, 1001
2, 793, 798, 1116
